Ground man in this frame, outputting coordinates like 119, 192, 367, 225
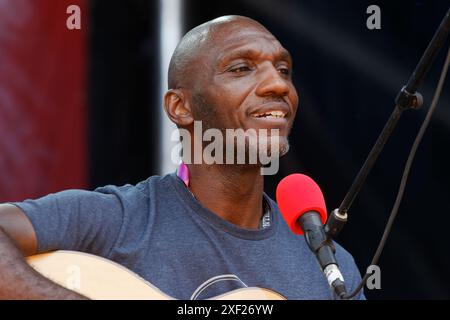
0, 15, 364, 300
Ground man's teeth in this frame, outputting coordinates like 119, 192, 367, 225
253, 111, 286, 118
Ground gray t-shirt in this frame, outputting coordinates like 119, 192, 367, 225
13, 173, 365, 300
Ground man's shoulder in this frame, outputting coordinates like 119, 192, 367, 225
333, 241, 357, 265
93, 173, 175, 199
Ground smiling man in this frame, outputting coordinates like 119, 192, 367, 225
166, 15, 298, 228
0, 15, 364, 300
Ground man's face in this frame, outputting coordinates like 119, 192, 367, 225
190, 23, 299, 158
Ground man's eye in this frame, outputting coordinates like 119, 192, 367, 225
278, 67, 291, 75
229, 65, 251, 73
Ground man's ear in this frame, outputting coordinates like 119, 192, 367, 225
164, 89, 194, 127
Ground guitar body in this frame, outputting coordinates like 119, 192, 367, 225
26, 251, 286, 300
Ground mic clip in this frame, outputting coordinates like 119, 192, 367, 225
325, 209, 348, 239
395, 86, 424, 111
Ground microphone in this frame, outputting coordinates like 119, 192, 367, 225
276, 174, 347, 299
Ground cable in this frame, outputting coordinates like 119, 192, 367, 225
343, 44, 450, 300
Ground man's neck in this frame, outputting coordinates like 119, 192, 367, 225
187, 164, 264, 229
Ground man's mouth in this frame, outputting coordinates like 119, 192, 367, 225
250, 110, 287, 119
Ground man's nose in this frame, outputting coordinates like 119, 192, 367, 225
255, 64, 290, 97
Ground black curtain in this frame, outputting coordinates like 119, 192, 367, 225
88, 0, 160, 187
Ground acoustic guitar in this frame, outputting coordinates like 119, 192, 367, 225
26, 250, 286, 300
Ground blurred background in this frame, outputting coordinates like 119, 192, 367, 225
0, 0, 449, 299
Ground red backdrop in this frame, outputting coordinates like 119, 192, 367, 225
0, 0, 87, 201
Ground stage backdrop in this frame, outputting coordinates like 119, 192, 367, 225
0, 0, 87, 202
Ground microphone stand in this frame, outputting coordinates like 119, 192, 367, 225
324, 8, 450, 234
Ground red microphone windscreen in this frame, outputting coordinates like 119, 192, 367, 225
276, 174, 328, 235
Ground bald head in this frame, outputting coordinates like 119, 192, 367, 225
167, 15, 271, 90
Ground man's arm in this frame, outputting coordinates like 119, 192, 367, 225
0, 204, 87, 299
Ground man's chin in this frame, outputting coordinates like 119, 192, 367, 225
279, 140, 290, 157
270, 141, 289, 159
256, 135, 290, 157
